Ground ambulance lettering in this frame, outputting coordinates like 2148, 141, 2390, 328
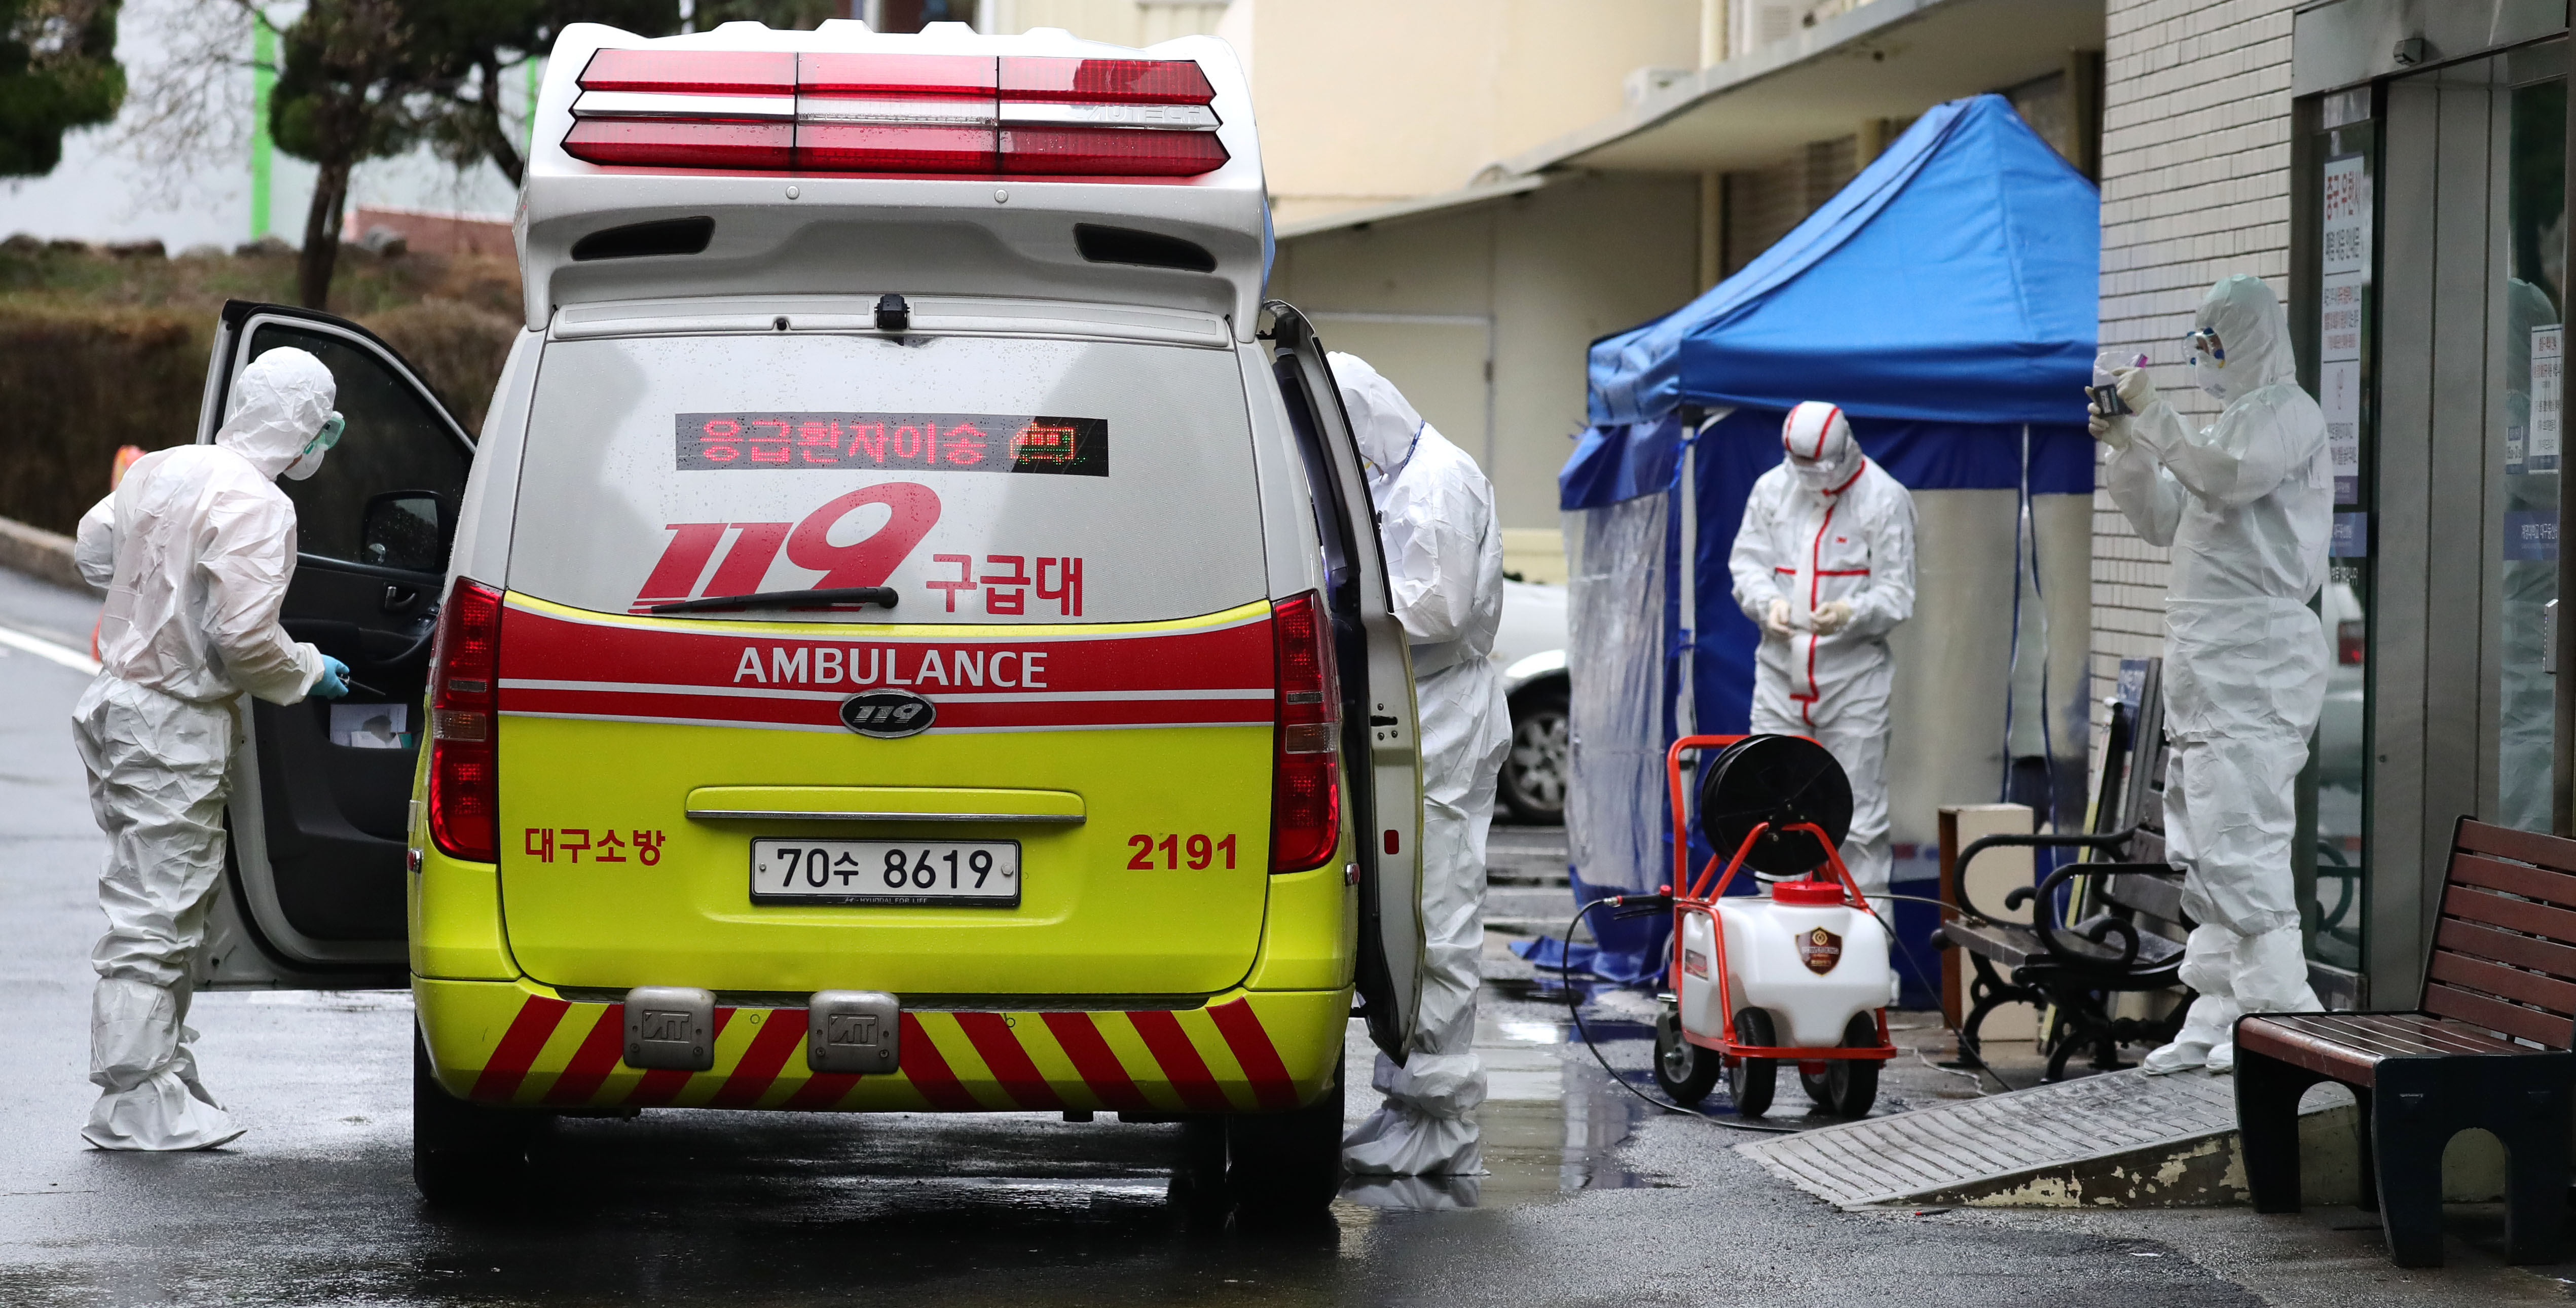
732, 645, 1048, 687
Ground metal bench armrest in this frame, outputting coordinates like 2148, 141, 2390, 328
1951, 826, 2142, 923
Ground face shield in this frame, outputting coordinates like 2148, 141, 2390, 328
283, 410, 344, 482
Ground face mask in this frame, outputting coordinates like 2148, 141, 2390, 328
284, 410, 344, 482
2187, 328, 2228, 401
1792, 457, 1842, 491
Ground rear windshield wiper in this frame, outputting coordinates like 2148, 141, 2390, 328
649, 586, 898, 615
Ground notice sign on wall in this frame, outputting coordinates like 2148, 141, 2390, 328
2320, 152, 2370, 507
2321, 154, 2370, 276
2533, 325, 2563, 475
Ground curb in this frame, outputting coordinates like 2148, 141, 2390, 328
0, 515, 92, 593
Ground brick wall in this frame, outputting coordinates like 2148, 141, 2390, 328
2093, 0, 2300, 751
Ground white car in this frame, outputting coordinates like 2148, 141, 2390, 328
1491, 578, 1568, 824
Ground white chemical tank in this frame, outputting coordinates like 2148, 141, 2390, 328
1677, 878, 1890, 1048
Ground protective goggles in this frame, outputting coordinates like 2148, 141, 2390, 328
303, 411, 345, 458
2185, 328, 2226, 367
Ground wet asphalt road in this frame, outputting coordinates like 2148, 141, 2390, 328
0, 565, 2562, 1306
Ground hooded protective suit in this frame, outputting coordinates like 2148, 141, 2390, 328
70, 347, 341, 1150
1727, 403, 1918, 894
2095, 275, 2330, 1074
1329, 352, 1510, 1178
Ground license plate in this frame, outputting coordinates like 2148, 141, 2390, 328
750, 839, 1021, 906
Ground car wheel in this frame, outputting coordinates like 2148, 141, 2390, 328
1500, 681, 1569, 824
414, 1029, 547, 1210
1652, 1003, 1722, 1106
1225, 1052, 1344, 1221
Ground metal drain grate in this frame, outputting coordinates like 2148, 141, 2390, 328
1739, 1068, 2249, 1209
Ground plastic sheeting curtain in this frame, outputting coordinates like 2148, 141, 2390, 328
1564, 495, 1670, 894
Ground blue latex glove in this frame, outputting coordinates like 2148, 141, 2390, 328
314, 655, 351, 700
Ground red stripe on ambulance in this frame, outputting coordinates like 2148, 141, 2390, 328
542, 1004, 627, 1105
471, 995, 569, 1100
898, 1012, 982, 1110
1207, 999, 1298, 1110
709, 1010, 808, 1107
955, 1012, 1063, 1109
1127, 1010, 1229, 1111
1043, 1012, 1152, 1112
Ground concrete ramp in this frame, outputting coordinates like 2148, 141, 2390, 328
1737, 1068, 2363, 1209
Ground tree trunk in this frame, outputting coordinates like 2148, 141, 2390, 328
298, 156, 351, 310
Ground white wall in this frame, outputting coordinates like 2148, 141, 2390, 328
1270, 173, 1703, 535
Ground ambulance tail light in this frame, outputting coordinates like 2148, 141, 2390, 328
428, 577, 504, 863
1270, 592, 1342, 873
563, 50, 1227, 177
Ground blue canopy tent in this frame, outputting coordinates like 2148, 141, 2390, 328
1532, 93, 2101, 990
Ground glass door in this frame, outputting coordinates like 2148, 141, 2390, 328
2364, 38, 2568, 995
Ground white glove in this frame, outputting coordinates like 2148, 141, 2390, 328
1811, 599, 1854, 634
2089, 408, 2132, 451
2113, 365, 2156, 414
1763, 598, 1796, 638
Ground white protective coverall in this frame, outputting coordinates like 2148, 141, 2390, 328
2095, 275, 2330, 1074
1329, 352, 1511, 1177
1727, 403, 1918, 895
71, 347, 339, 1149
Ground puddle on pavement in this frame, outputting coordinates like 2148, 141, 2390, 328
1336, 1014, 1650, 1213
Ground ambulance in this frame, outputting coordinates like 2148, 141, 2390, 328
186, 18, 1427, 1215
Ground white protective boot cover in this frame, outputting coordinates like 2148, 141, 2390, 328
85, 975, 240, 1150
2143, 925, 2243, 1074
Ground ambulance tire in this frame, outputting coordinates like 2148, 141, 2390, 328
1796, 1014, 1882, 1119
1652, 1005, 1721, 1106
1226, 1052, 1345, 1221
1727, 1009, 1778, 1118
413, 1030, 548, 1210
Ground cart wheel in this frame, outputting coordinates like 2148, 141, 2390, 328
1726, 1009, 1778, 1118
1797, 1014, 1882, 1118
1653, 1004, 1722, 1106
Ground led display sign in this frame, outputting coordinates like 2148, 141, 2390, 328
675, 413, 1108, 476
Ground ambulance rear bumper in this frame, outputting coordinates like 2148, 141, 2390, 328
414, 977, 1350, 1113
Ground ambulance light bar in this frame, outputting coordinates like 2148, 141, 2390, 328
565, 50, 1227, 177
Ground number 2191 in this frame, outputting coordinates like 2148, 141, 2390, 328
1128, 833, 1236, 870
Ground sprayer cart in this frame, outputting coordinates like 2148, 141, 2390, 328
1650, 734, 1897, 1118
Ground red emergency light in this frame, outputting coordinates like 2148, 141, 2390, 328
563, 49, 1227, 177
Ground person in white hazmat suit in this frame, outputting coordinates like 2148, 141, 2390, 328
1727, 402, 1917, 897
71, 347, 351, 1149
2092, 274, 2330, 1075
1329, 352, 1511, 1178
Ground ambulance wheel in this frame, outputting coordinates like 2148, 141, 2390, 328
1227, 1052, 1344, 1221
1652, 1006, 1721, 1106
1726, 1009, 1779, 1118
1797, 1014, 1883, 1118
413, 1030, 547, 1210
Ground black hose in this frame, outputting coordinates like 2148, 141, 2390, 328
1556, 897, 1796, 1135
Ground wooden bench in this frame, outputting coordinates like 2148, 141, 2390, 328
2236, 818, 2576, 1268
1937, 668, 2190, 1080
